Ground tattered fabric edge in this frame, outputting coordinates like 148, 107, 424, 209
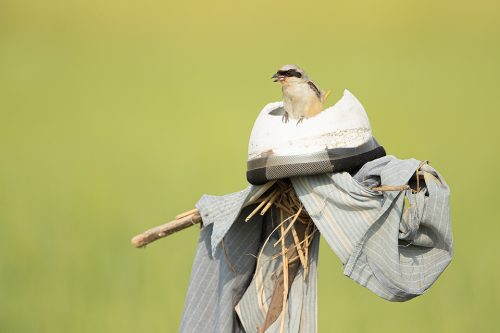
195, 185, 261, 256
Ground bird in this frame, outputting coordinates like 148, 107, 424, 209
271, 64, 330, 125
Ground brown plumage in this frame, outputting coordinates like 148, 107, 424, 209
271, 64, 329, 124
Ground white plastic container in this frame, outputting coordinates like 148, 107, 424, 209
247, 90, 385, 185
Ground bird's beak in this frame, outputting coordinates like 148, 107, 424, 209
271, 73, 284, 82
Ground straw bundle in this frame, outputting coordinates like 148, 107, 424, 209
244, 180, 316, 333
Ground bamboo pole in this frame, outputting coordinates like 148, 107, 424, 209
130, 186, 273, 248
130, 211, 201, 248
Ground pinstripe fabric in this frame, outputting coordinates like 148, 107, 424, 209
180, 205, 266, 333
196, 186, 256, 257
293, 156, 453, 301
291, 172, 383, 263
179, 156, 453, 332
235, 210, 320, 333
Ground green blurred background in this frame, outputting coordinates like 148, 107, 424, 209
1, 0, 499, 332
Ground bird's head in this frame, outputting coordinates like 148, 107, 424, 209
271, 64, 308, 85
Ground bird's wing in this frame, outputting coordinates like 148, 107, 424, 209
268, 106, 285, 116
307, 81, 322, 99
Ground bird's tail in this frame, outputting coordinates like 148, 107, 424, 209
322, 90, 332, 104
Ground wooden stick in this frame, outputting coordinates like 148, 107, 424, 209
279, 210, 288, 333
415, 160, 428, 193
303, 223, 311, 281
260, 190, 280, 216
131, 212, 201, 248
273, 205, 303, 247
175, 208, 199, 220
245, 189, 278, 222
246, 180, 276, 205
371, 185, 410, 192
291, 225, 307, 270
131, 184, 281, 248
221, 238, 235, 273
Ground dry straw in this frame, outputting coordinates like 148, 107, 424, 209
131, 180, 316, 333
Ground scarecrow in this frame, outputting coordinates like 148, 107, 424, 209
132, 66, 453, 333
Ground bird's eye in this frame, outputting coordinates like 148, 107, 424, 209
287, 70, 302, 78
277, 69, 302, 78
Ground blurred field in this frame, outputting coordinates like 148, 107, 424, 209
1, 0, 499, 332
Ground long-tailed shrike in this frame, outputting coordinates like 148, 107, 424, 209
271, 64, 329, 125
